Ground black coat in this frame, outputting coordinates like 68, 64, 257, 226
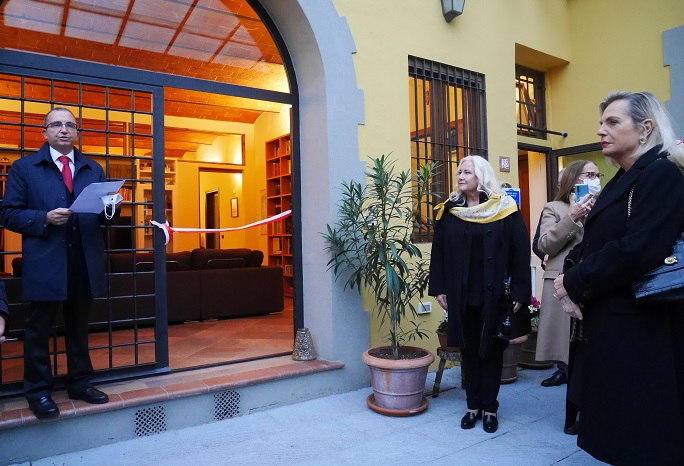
564, 146, 684, 465
429, 195, 531, 357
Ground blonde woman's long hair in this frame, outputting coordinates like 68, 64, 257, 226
449, 155, 505, 201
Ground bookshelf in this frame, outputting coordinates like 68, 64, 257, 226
135, 158, 176, 252
265, 134, 293, 297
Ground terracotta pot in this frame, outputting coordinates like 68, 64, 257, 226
518, 331, 554, 369
501, 335, 528, 384
362, 346, 435, 416
437, 331, 460, 352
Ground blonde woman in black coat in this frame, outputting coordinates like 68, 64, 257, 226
554, 91, 684, 465
429, 155, 531, 434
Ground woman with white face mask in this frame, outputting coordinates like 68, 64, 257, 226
536, 159, 597, 434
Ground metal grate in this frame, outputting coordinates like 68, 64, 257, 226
135, 405, 166, 437
516, 65, 547, 139
408, 56, 488, 242
213, 390, 240, 421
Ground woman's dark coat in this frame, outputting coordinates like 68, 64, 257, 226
564, 146, 684, 465
429, 195, 531, 357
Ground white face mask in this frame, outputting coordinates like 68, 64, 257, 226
101, 193, 123, 220
584, 178, 602, 196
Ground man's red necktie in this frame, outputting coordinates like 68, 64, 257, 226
59, 155, 73, 192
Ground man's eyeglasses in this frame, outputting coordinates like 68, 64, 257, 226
44, 121, 78, 131
580, 171, 604, 180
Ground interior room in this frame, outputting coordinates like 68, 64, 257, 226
0, 0, 297, 390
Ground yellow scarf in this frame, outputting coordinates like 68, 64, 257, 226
435, 193, 518, 224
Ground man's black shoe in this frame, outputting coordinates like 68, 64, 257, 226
541, 370, 568, 387
28, 396, 60, 419
67, 386, 109, 404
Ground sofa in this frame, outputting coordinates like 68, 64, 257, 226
5, 248, 284, 336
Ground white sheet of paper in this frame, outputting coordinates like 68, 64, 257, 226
68, 180, 125, 214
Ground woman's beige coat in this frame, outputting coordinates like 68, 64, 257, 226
535, 200, 584, 364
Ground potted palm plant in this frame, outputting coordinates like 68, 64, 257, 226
323, 155, 438, 416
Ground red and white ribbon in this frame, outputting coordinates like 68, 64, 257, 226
150, 210, 292, 245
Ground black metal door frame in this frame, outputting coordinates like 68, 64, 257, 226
0, 63, 169, 389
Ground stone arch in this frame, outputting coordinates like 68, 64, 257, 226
261, 1, 369, 374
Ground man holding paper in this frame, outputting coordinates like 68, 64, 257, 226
0, 107, 119, 419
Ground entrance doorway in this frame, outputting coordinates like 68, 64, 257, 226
0, 0, 298, 394
205, 190, 220, 249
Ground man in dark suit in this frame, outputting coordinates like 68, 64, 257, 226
0, 107, 117, 419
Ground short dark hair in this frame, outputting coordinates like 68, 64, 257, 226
44, 107, 77, 127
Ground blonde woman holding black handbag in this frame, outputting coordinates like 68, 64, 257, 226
554, 91, 684, 465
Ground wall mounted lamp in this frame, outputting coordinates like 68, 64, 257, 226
441, 0, 466, 22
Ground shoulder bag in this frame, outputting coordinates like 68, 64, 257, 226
628, 186, 684, 301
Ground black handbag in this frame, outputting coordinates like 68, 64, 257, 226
494, 277, 531, 340
628, 186, 684, 302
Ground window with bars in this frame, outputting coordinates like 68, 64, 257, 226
516, 65, 547, 139
408, 56, 488, 242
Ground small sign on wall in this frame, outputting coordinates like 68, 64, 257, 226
504, 188, 521, 208
499, 156, 511, 172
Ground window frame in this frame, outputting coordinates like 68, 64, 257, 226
408, 56, 488, 242
515, 65, 547, 139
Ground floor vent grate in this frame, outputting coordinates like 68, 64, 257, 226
213, 390, 240, 421
135, 405, 166, 437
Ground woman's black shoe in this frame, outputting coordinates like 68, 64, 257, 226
483, 414, 499, 433
460, 410, 481, 429
564, 421, 579, 435
541, 370, 568, 387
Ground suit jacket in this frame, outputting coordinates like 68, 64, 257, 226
0, 143, 112, 301
429, 195, 531, 357
563, 146, 684, 465
535, 200, 584, 363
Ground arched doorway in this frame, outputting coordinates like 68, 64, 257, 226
0, 0, 299, 392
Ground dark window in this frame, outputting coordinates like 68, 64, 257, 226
408, 56, 487, 242
516, 65, 546, 139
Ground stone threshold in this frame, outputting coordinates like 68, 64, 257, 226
0, 356, 344, 431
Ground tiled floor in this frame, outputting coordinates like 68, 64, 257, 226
0, 298, 301, 429
0, 298, 294, 384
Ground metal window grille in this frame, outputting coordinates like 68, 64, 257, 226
409, 56, 488, 242
0, 71, 160, 389
516, 65, 547, 139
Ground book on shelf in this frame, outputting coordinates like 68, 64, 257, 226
286, 139, 291, 154
272, 237, 282, 253
273, 162, 281, 176
284, 264, 293, 275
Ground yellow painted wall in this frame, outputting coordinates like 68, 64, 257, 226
332, 0, 682, 363
333, 0, 573, 352
552, 0, 684, 149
